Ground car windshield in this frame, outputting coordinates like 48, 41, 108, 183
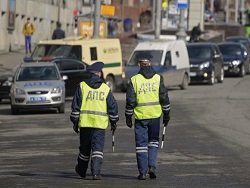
16, 66, 60, 81
127, 50, 163, 66
219, 45, 242, 56
187, 46, 211, 59
31, 45, 72, 58
226, 39, 250, 49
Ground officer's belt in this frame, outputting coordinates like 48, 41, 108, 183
80, 110, 108, 117
137, 102, 160, 107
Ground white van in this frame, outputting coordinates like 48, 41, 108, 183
122, 39, 190, 91
31, 36, 122, 91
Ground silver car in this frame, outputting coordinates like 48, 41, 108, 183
10, 62, 66, 114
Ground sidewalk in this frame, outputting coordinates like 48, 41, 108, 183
0, 48, 28, 71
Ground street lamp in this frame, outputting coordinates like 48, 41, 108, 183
175, 0, 187, 41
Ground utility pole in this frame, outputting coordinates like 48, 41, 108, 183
93, 0, 101, 38
155, 0, 161, 39
175, 0, 187, 41
57, 0, 61, 23
152, 0, 156, 30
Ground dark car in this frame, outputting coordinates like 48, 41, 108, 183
187, 43, 224, 85
225, 36, 250, 73
0, 66, 18, 102
24, 57, 94, 97
218, 42, 249, 77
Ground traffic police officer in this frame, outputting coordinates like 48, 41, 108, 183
70, 61, 119, 180
125, 52, 170, 180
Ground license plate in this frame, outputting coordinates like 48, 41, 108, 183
30, 97, 46, 102
224, 66, 228, 70
189, 72, 197, 77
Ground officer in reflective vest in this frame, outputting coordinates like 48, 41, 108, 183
70, 61, 119, 180
125, 52, 170, 180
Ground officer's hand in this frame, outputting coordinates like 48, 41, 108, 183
163, 113, 170, 127
110, 121, 117, 131
73, 123, 79, 134
126, 115, 133, 128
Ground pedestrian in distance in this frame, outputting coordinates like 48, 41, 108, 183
70, 61, 119, 180
22, 17, 35, 54
52, 22, 65, 40
125, 52, 170, 180
189, 23, 202, 43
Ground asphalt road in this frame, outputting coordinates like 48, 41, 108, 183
1, 52, 250, 187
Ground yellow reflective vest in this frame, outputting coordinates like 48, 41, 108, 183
131, 74, 162, 119
79, 82, 110, 129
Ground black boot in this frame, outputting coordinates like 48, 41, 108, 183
137, 174, 146, 180
92, 175, 102, 180
75, 164, 86, 178
148, 167, 156, 179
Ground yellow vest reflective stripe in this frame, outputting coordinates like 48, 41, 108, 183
131, 74, 162, 119
79, 82, 109, 129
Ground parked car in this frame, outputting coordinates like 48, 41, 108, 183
225, 36, 250, 73
187, 43, 224, 85
225, 36, 250, 52
122, 40, 190, 91
10, 62, 66, 114
218, 42, 249, 77
23, 57, 100, 97
0, 66, 18, 102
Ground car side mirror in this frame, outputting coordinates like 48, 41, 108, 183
243, 51, 248, 59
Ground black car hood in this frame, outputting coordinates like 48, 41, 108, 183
189, 58, 210, 65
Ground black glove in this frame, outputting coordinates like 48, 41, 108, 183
110, 121, 117, 131
163, 113, 170, 127
126, 115, 133, 128
73, 123, 79, 134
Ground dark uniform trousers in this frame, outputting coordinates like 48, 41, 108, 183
134, 118, 160, 175
78, 128, 105, 176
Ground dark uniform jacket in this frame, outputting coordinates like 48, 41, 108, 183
125, 66, 170, 117
70, 74, 119, 125
52, 29, 65, 40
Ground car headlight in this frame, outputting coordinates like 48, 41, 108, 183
2, 80, 12, 86
232, 60, 240, 66
51, 87, 62, 94
200, 62, 210, 69
15, 88, 25, 95
122, 71, 126, 79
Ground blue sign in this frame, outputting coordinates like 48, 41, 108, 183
178, 0, 188, 9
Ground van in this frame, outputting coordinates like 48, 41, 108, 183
31, 36, 123, 91
122, 39, 190, 91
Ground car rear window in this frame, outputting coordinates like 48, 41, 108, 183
128, 50, 163, 66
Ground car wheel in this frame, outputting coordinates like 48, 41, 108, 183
106, 75, 115, 92
239, 65, 245, 77
208, 69, 215, 85
0, 98, 2, 102
217, 68, 224, 83
58, 104, 65, 114
180, 74, 188, 90
11, 105, 19, 115
247, 63, 250, 75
